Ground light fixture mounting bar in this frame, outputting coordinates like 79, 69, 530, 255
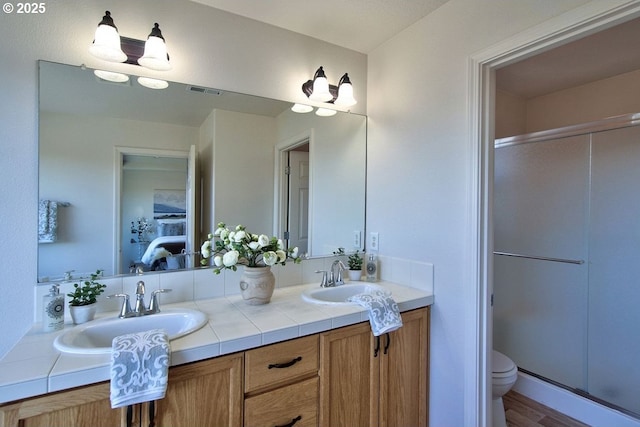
120, 36, 145, 65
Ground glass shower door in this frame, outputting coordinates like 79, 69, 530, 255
588, 125, 640, 414
493, 134, 590, 391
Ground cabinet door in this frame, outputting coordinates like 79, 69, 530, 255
380, 307, 429, 427
0, 382, 122, 427
319, 321, 379, 427
150, 354, 243, 427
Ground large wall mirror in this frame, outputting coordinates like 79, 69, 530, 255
38, 61, 366, 282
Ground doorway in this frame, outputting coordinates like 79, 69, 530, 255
470, 3, 640, 425
285, 144, 310, 255
275, 131, 313, 256
115, 146, 196, 274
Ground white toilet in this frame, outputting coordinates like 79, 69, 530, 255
492, 350, 518, 427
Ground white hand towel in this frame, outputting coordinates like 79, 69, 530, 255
347, 290, 403, 336
110, 328, 170, 409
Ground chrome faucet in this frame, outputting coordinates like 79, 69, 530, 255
108, 281, 172, 318
316, 260, 348, 288
331, 260, 347, 286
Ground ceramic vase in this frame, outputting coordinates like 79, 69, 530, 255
239, 266, 275, 305
348, 270, 363, 281
69, 303, 97, 324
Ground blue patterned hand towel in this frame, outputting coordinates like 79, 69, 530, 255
347, 290, 403, 336
110, 329, 170, 409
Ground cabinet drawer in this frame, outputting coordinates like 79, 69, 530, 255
245, 335, 318, 393
244, 377, 318, 427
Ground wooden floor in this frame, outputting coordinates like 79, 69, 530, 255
503, 391, 591, 427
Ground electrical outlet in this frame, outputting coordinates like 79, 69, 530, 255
354, 230, 361, 248
370, 232, 379, 251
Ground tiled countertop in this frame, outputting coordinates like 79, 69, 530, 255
0, 281, 433, 404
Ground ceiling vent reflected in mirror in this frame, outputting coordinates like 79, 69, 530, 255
188, 86, 224, 96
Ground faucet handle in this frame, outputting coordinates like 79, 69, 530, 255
148, 289, 172, 313
315, 270, 332, 287
108, 293, 132, 318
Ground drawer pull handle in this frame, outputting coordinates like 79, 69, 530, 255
374, 335, 380, 357
268, 356, 302, 369
276, 415, 302, 427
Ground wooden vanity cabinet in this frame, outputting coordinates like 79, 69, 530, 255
0, 353, 243, 427
0, 306, 429, 427
319, 307, 430, 427
244, 335, 319, 427
0, 381, 119, 427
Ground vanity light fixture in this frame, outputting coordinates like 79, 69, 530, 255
137, 23, 171, 71
89, 11, 127, 63
89, 11, 171, 71
302, 66, 357, 108
306, 66, 332, 102
334, 73, 357, 107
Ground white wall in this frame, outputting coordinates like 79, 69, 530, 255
212, 109, 276, 233
497, 68, 640, 138
0, 0, 365, 359
366, 0, 591, 424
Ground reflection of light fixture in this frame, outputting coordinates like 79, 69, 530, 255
138, 23, 171, 71
94, 69, 129, 83
302, 66, 357, 107
137, 76, 169, 89
316, 108, 337, 117
89, 12, 171, 71
89, 11, 127, 63
291, 103, 313, 113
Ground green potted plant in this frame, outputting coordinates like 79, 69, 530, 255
67, 269, 107, 324
347, 250, 364, 281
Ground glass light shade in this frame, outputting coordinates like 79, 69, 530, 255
316, 107, 337, 117
309, 76, 333, 102
137, 77, 169, 89
291, 103, 313, 113
94, 69, 129, 83
138, 36, 171, 71
335, 82, 357, 107
89, 24, 127, 63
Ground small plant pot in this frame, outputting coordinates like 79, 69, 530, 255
348, 270, 363, 281
69, 303, 97, 325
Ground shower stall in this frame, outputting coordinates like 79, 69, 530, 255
493, 113, 640, 418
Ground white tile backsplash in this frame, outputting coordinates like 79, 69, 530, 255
34, 256, 434, 322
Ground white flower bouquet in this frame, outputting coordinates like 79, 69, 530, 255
201, 222, 301, 274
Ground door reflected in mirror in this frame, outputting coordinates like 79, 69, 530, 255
38, 60, 366, 282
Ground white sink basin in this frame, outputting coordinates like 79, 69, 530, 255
301, 283, 389, 305
53, 308, 208, 355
